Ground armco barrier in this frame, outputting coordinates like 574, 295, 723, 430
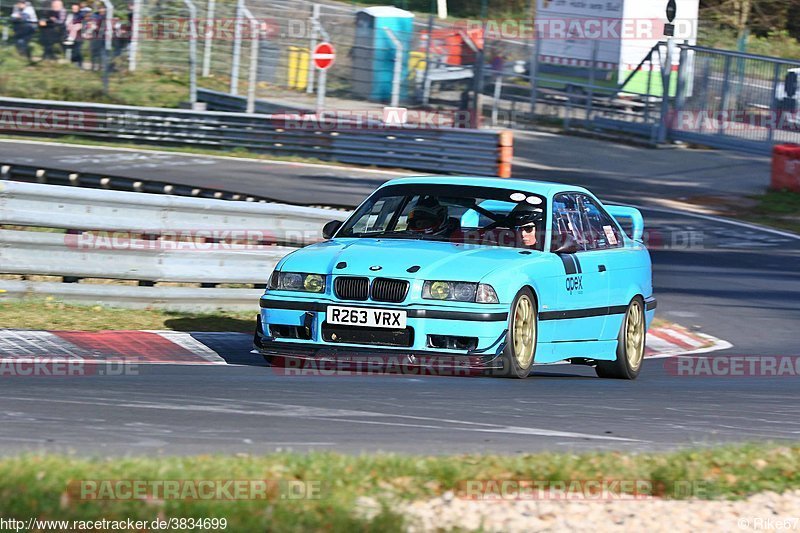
0, 162, 350, 207
0, 96, 512, 177
0, 179, 346, 235
0, 280, 263, 311
197, 88, 312, 115
0, 230, 290, 284
0, 180, 352, 309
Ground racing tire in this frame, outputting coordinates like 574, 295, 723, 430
595, 297, 645, 380
489, 288, 537, 379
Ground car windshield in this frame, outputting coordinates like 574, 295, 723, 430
336, 184, 547, 251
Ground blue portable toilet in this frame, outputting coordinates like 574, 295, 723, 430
352, 6, 415, 102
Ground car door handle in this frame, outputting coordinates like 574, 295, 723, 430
598, 265, 607, 272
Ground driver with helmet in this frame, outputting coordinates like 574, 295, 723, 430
406, 196, 453, 237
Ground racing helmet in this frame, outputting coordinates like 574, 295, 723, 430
507, 202, 544, 229
407, 196, 449, 235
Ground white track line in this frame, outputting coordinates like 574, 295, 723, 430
638, 204, 800, 241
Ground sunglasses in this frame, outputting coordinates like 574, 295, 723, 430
521, 223, 536, 233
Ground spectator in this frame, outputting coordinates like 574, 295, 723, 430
489, 53, 505, 75
39, 0, 67, 61
79, 1, 92, 19
89, 3, 106, 71
10, 0, 38, 63
112, 3, 133, 62
64, 3, 86, 67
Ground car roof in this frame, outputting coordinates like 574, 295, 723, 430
380, 176, 592, 198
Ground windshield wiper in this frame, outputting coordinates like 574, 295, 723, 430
353, 230, 421, 239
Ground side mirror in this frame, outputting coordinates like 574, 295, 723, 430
322, 220, 343, 240
553, 236, 580, 254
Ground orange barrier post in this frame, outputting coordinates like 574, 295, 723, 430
497, 130, 513, 178
771, 144, 800, 192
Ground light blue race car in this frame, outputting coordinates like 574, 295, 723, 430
255, 176, 656, 379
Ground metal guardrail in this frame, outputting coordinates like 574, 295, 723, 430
0, 179, 347, 235
0, 162, 354, 209
197, 88, 312, 115
0, 96, 512, 177
0, 230, 290, 284
0, 180, 352, 309
0, 280, 263, 311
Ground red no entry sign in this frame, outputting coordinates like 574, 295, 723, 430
313, 42, 335, 70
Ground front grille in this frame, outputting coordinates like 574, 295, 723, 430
322, 323, 414, 347
371, 278, 409, 303
334, 276, 369, 301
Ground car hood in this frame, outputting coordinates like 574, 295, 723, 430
279, 238, 547, 282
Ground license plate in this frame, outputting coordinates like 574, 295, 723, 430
327, 306, 407, 329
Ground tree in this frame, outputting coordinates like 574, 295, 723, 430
700, 0, 794, 41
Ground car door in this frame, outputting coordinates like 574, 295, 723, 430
551, 193, 609, 342
575, 194, 629, 340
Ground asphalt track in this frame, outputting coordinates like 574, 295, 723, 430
0, 138, 799, 455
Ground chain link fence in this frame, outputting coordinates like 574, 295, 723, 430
670, 44, 800, 151
4, 0, 799, 155
131, 1, 488, 115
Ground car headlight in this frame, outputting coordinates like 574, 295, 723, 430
422, 281, 498, 303
268, 271, 325, 293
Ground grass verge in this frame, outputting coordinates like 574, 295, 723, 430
685, 190, 800, 235
740, 191, 800, 234
0, 444, 798, 531
0, 299, 256, 332
0, 52, 229, 108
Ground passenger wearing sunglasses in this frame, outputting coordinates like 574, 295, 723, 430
519, 221, 538, 248
508, 202, 544, 251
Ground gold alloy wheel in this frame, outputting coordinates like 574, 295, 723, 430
512, 295, 535, 367
625, 299, 645, 370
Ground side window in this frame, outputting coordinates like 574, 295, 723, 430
578, 195, 623, 250
551, 194, 587, 251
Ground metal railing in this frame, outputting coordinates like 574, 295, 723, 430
499, 40, 800, 154
0, 161, 345, 207
669, 44, 800, 154
0, 179, 344, 235
0, 179, 351, 309
0, 97, 510, 176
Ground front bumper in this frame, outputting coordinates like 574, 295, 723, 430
255, 295, 509, 372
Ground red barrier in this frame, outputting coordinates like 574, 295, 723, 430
771, 144, 800, 192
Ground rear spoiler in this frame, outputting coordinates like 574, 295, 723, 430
605, 206, 644, 242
